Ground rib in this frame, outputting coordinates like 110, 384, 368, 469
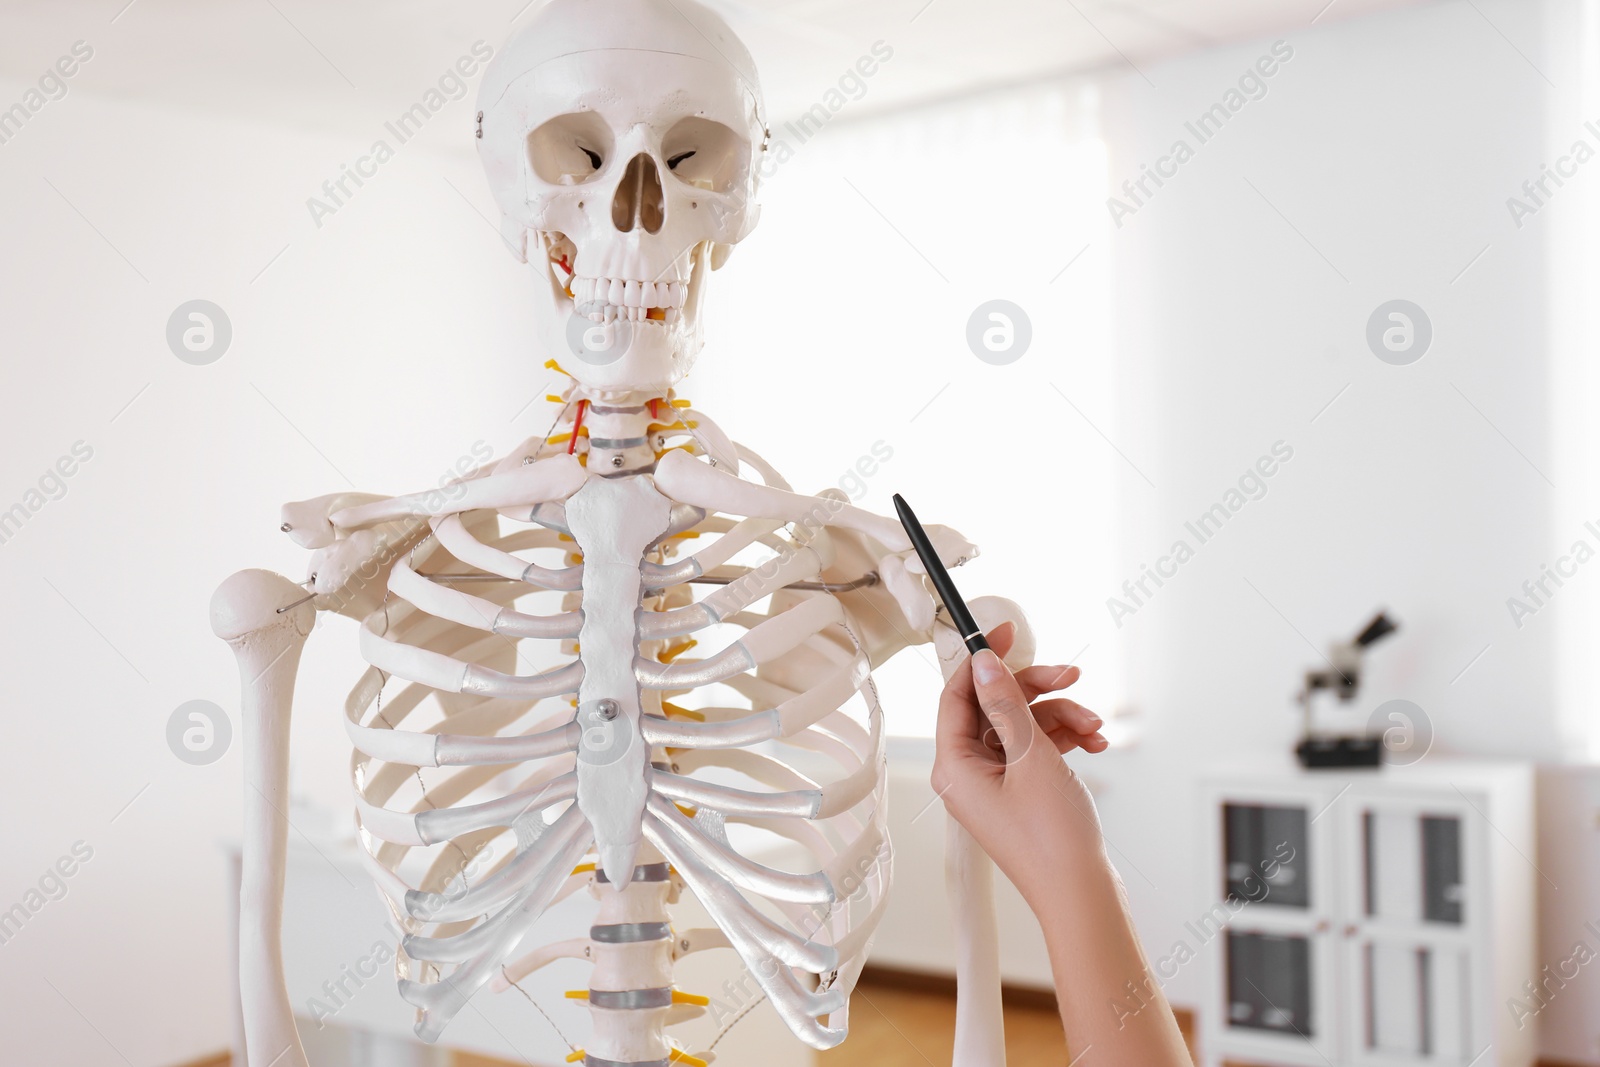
646, 794, 833, 905
640, 812, 836, 974
400, 803, 590, 969
356, 770, 578, 846
641, 516, 785, 586
388, 556, 581, 640
649, 769, 820, 819
489, 936, 590, 987
359, 615, 583, 700
404, 803, 585, 922
433, 720, 579, 766
345, 703, 578, 769
637, 597, 842, 689
640, 560, 832, 646
432, 513, 582, 590
637, 709, 780, 749
642, 811, 847, 1050
321, 452, 913, 1059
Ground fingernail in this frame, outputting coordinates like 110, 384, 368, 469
973, 649, 1004, 685
1087, 714, 1103, 730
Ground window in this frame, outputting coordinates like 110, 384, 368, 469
702, 79, 1121, 737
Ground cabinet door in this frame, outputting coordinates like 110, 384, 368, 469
1341, 930, 1475, 1065
1202, 787, 1342, 1066
1214, 922, 1341, 1066
1339, 794, 1486, 1065
1223, 801, 1312, 909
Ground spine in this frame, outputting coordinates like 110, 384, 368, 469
572, 392, 705, 1063
583, 846, 680, 1065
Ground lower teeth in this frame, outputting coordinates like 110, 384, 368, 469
576, 302, 677, 324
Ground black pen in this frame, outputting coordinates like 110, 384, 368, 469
892, 494, 990, 655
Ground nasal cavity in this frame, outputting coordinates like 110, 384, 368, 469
611, 153, 665, 235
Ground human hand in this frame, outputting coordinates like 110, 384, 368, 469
931, 622, 1111, 906
934, 624, 1193, 1066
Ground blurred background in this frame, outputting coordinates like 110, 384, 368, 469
1, 0, 1597, 1064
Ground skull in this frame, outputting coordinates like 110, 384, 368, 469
478, 0, 767, 398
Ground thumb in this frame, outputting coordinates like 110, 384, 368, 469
971, 648, 1040, 767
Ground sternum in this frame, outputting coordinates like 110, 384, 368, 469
565, 469, 672, 886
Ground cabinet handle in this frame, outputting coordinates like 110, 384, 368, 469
1314, 920, 1331, 933
1343, 924, 1359, 938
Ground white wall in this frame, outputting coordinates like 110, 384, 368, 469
1097, 0, 1587, 1047
805, 9, 1594, 1060
0, 77, 544, 1065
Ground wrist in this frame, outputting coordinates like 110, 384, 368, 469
1015, 843, 1121, 920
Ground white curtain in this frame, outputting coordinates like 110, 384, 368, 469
694, 77, 1124, 736
1547, 0, 1600, 760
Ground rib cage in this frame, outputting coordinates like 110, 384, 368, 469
341, 445, 892, 1053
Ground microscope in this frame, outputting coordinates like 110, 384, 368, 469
1294, 610, 1399, 768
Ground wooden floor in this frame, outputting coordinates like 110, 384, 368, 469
180, 986, 1178, 1067
181, 995, 1079, 1067
179, 1003, 1591, 1066
816, 983, 1075, 1066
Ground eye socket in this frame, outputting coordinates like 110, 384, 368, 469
661, 117, 747, 193
526, 111, 613, 185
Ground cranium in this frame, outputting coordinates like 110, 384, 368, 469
477, 0, 767, 398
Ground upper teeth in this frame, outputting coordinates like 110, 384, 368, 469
569, 275, 687, 322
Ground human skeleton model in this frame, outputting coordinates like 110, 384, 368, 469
212, 2, 1035, 1064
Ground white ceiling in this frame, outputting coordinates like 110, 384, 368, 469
0, 0, 1422, 138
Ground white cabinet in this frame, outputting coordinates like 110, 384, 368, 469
1199, 761, 1535, 1067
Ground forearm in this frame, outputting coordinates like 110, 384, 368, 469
1029, 854, 1190, 1066
934, 638, 1176, 1063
